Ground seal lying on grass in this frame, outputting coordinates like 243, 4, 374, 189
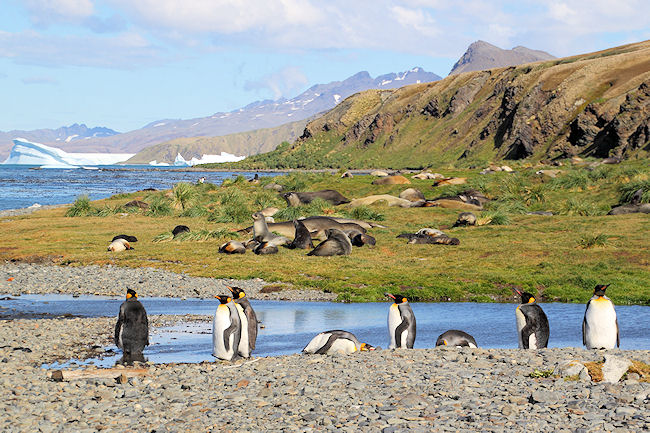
307, 229, 352, 256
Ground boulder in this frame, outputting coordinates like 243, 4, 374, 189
555, 360, 590, 381
399, 188, 425, 202
602, 355, 632, 383
372, 175, 411, 185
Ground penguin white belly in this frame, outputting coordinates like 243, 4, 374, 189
468, 342, 477, 348
388, 304, 402, 349
212, 306, 235, 359
235, 304, 250, 358
585, 299, 617, 349
303, 333, 332, 354
528, 333, 538, 350
515, 307, 526, 349
328, 338, 357, 354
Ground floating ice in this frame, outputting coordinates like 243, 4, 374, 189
2, 138, 134, 167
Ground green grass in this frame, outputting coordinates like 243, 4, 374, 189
65, 196, 97, 217
6, 162, 650, 304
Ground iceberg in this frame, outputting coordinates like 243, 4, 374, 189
167, 152, 245, 167
2, 138, 135, 167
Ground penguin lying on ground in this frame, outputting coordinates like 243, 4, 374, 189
114, 289, 149, 355
212, 295, 241, 361
228, 286, 258, 352
108, 238, 133, 252
219, 240, 246, 254
436, 330, 478, 348
583, 284, 619, 349
513, 289, 549, 349
112, 234, 138, 243
385, 293, 416, 349
307, 228, 352, 256
302, 330, 374, 355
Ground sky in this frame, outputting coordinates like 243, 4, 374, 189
1, 0, 649, 133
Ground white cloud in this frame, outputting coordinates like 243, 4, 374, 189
23, 0, 95, 26
244, 66, 309, 99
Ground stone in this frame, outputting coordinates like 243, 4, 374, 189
602, 355, 632, 384
556, 360, 590, 381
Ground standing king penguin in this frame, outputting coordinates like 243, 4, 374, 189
212, 295, 242, 361
302, 330, 375, 355
385, 293, 416, 349
114, 289, 149, 355
226, 286, 256, 358
513, 289, 549, 349
583, 284, 619, 349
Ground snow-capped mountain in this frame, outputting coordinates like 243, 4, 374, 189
0, 67, 440, 159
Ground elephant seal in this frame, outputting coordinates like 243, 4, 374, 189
108, 238, 133, 252
399, 188, 425, 202
172, 225, 190, 237
219, 240, 246, 254
287, 220, 314, 249
372, 175, 410, 185
453, 212, 477, 227
252, 212, 289, 246
112, 234, 138, 243
283, 190, 350, 207
307, 229, 352, 256
239, 216, 378, 239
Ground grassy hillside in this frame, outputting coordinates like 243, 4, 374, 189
209, 40, 650, 170
125, 119, 308, 164
2, 161, 648, 304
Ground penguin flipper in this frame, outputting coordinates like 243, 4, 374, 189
582, 303, 589, 346
314, 334, 340, 354
114, 304, 125, 347
247, 308, 258, 350
616, 317, 620, 348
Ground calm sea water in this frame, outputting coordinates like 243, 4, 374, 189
1, 295, 647, 367
0, 165, 278, 211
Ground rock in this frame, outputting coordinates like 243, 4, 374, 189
372, 175, 410, 185
602, 355, 632, 383
556, 360, 590, 381
398, 188, 425, 202
370, 170, 389, 177
530, 390, 560, 404
398, 393, 428, 408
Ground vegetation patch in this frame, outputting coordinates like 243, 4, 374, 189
584, 361, 604, 382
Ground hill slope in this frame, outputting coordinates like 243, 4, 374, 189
450, 40, 555, 75
223, 41, 650, 170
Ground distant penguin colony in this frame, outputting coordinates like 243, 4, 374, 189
114, 289, 149, 355
385, 293, 416, 349
583, 284, 619, 349
513, 289, 549, 349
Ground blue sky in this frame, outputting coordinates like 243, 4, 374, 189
1, 0, 648, 133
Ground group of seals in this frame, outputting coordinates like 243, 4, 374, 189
282, 190, 350, 207
397, 228, 460, 245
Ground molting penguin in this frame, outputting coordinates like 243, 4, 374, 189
287, 219, 314, 249
227, 286, 258, 352
302, 330, 374, 355
436, 330, 478, 348
114, 289, 149, 355
583, 284, 619, 349
212, 295, 242, 361
513, 289, 549, 349
385, 293, 416, 349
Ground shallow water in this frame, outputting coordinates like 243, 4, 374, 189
2, 294, 648, 368
0, 165, 280, 210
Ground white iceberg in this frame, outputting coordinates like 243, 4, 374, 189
2, 138, 135, 167
170, 152, 245, 167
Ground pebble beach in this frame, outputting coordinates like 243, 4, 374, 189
0, 262, 649, 432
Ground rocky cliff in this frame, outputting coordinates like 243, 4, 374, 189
233, 41, 649, 169
449, 40, 555, 75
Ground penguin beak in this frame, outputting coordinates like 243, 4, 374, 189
511, 288, 522, 296
384, 293, 396, 300
226, 286, 234, 294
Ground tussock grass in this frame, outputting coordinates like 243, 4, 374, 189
146, 196, 173, 217
343, 205, 385, 221
179, 205, 209, 218
619, 179, 650, 204
578, 233, 609, 249
274, 198, 332, 220
65, 196, 97, 217
154, 228, 238, 242
171, 182, 196, 211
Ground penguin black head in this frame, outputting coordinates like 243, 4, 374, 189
512, 288, 536, 304
227, 286, 246, 299
593, 284, 610, 297
385, 293, 409, 304
215, 295, 233, 304
359, 343, 375, 351
126, 289, 137, 300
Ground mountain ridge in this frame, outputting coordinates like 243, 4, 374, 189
450, 40, 555, 75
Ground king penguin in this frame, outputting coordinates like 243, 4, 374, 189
114, 289, 149, 355
212, 295, 242, 361
302, 330, 375, 355
435, 330, 478, 348
385, 293, 416, 349
513, 289, 549, 349
583, 284, 619, 349
227, 286, 258, 354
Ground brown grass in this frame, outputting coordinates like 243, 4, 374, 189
628, 361, 650, 382
584, 361, 604, 382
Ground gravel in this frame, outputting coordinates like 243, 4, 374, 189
0, 262, 337, 301
0, 316, 648, 432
